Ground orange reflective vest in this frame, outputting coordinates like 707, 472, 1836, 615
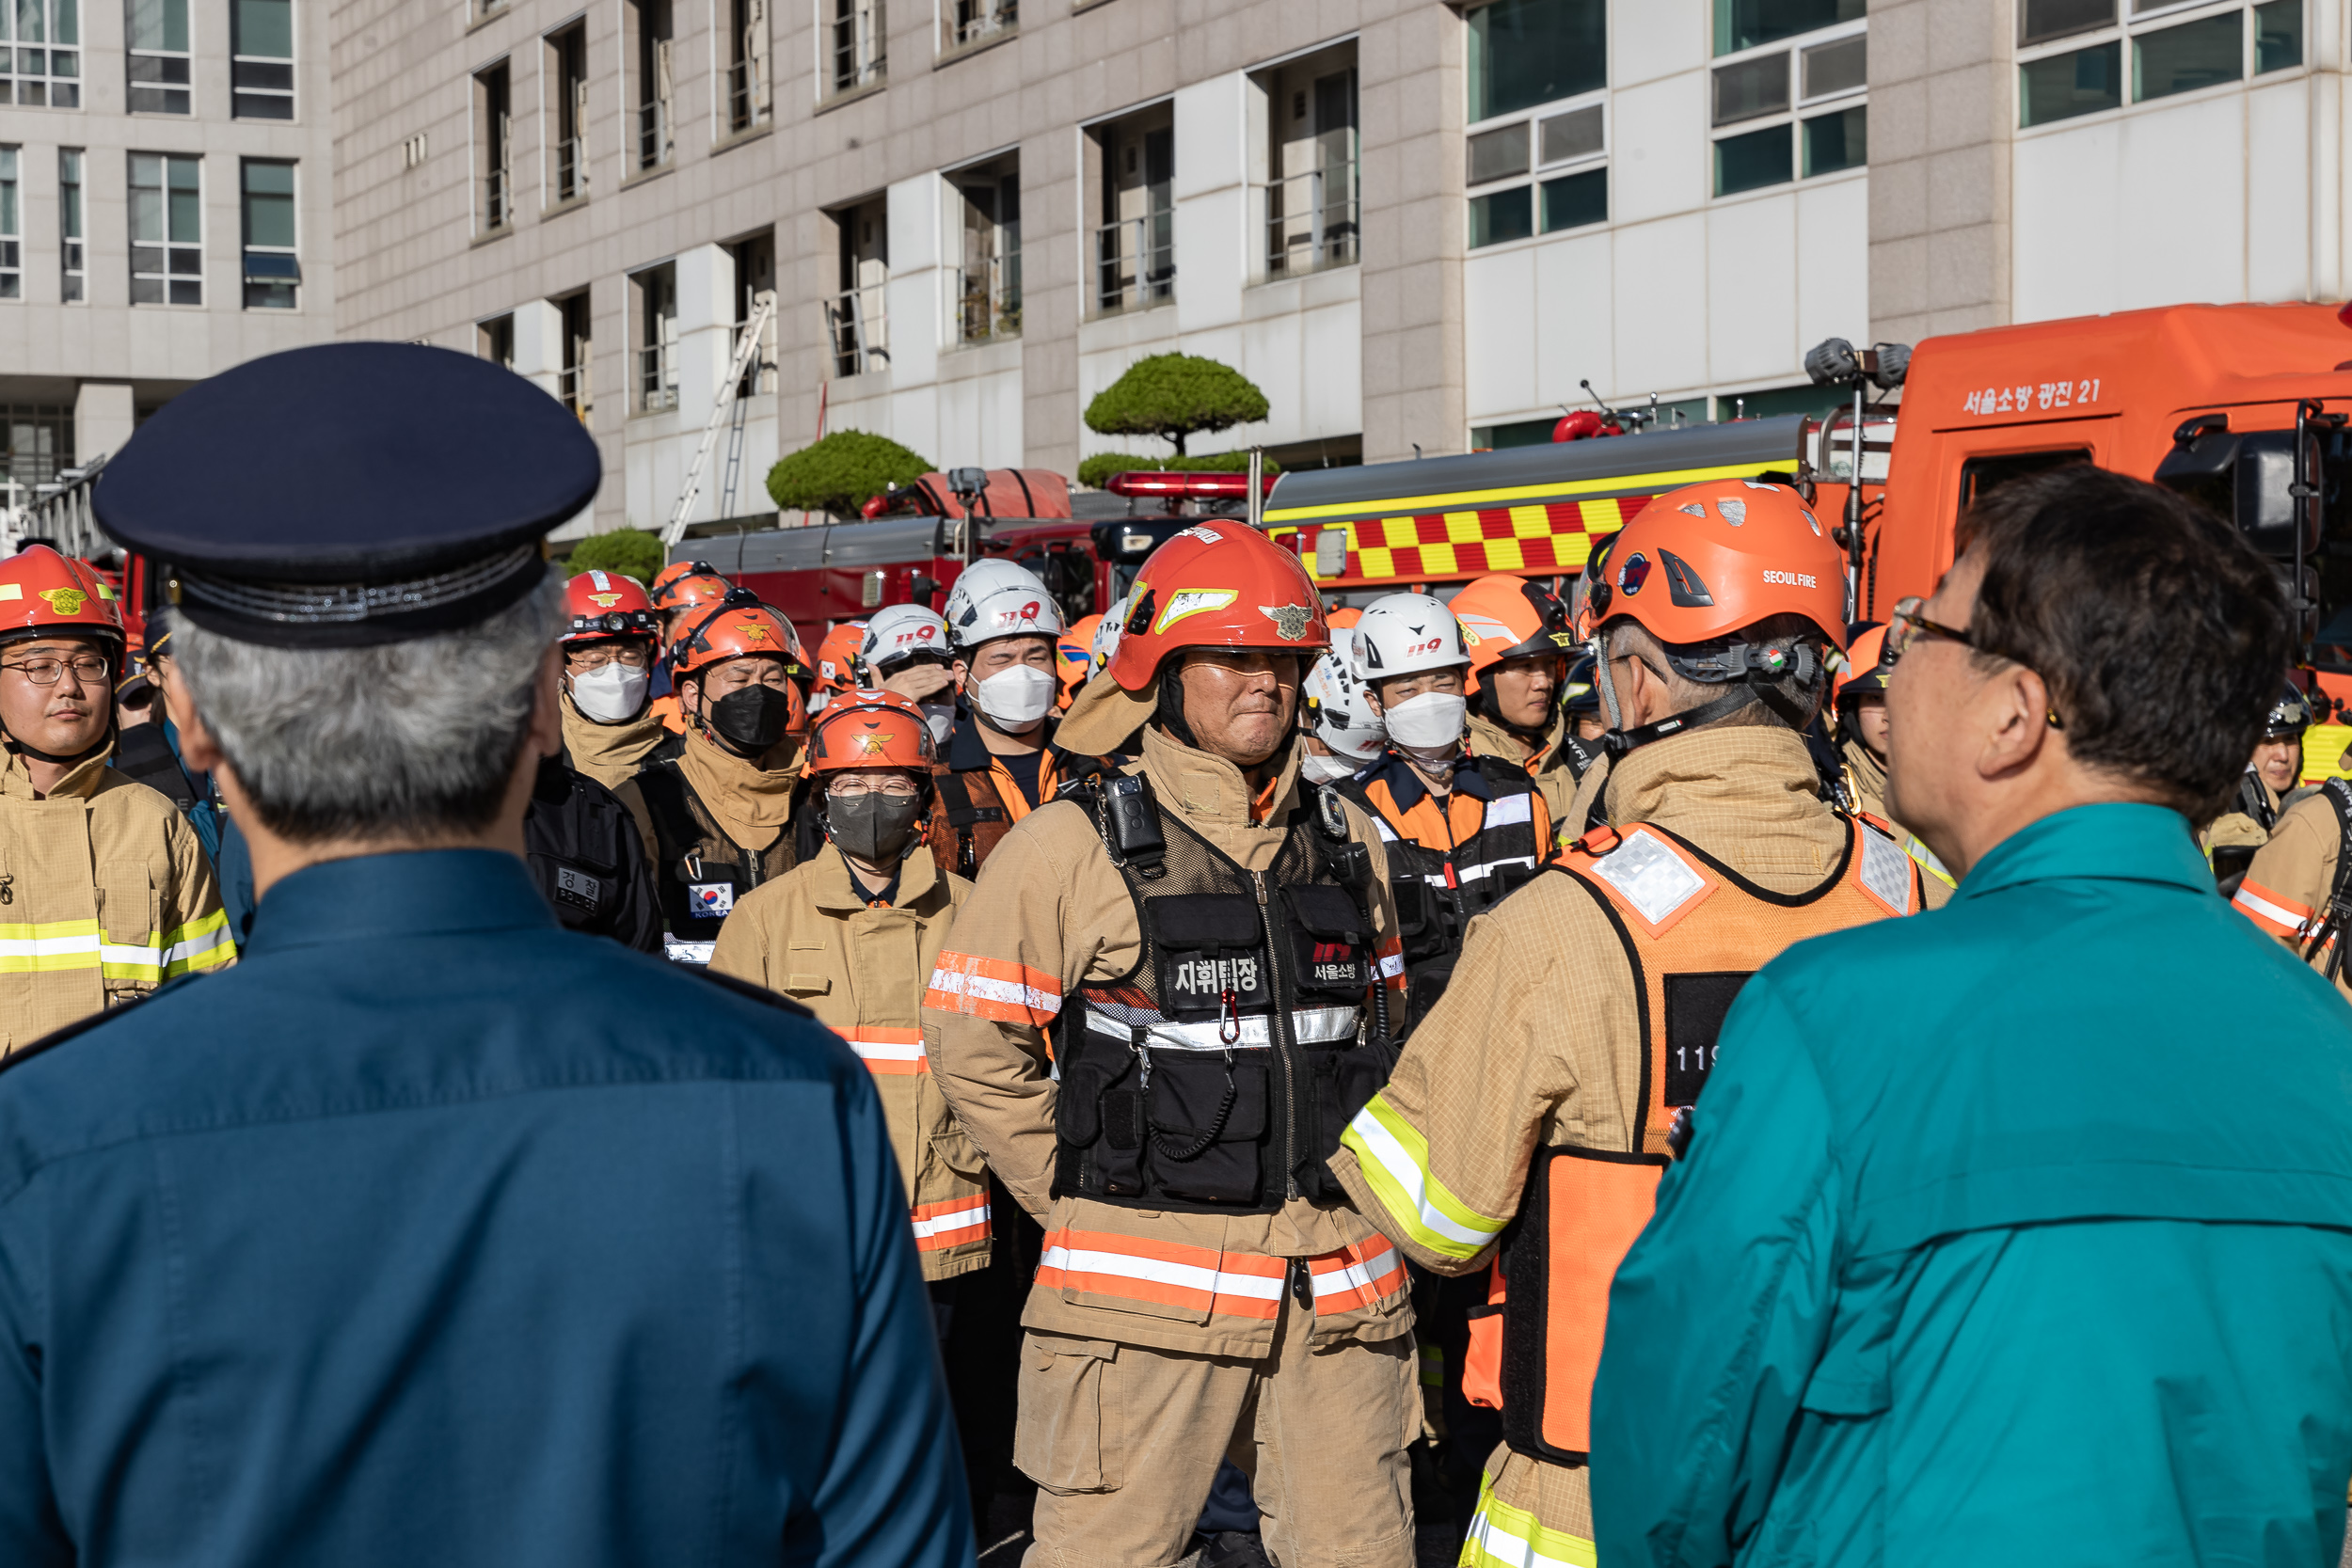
1471, 814, 1922, 1465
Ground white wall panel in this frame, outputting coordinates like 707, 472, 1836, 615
2014, 119, 2122, 323
1705, 191, 1797, 385
1794, 176, 1870, 362
2114, 94, 2244, 310
1465, 245, 1539, 418
1612, 213, 1709, 395
1611, 0, 1705, 90
1530, 228, 1615, 414
1611, 71, 1708, 226
2248, 77, 2315, 303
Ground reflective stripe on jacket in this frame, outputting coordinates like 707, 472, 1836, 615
710, 842, 987, 1281
0, 748, 230, 1053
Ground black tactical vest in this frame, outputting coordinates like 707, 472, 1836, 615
631, 760, 800, 958
1052, 777, 1396, 1214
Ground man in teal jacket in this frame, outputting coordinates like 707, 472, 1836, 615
1592, 466, 2352, 1567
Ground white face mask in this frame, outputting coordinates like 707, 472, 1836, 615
920, 700, 956, 745
974, 664, 1057, 728
1301, 752, 1361, 784
570, 662, 650, 724
1382, 690, 1467, 752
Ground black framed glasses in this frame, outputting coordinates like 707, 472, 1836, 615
1885, 596, 1979, 662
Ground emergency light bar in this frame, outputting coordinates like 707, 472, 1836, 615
1103, 471, 1278, 500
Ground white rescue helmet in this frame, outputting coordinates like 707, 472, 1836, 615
860, 602, 952, 674
943, 559, 1065, 651
1349, 591, 1471, 686
1303, 650, 1387, 763
1091, 593, 1129, 673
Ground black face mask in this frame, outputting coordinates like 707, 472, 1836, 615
707, 684, 794, 755
828, 792, 924, 863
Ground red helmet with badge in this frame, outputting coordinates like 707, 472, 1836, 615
0, 546, 126, 650
649, 562, 733, 619
813, 621, 869, 696
562, 570, 659, 645
1104, 522, 1329, 690
805, 689, 937, 774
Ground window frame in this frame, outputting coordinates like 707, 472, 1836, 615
1, 0, 84, 109
1707, 10, 1867, 201
239, 156, 298, 309
545, 21, 592, 207
128, 149, 201, 307
230, 0, 294, 120
2015, 0, 2301, 133
0, 148, 19, 300
1464, 87, 1611, 252
58, 147, 83, 301
822, 0, 886, 101
125, 0, 191, 115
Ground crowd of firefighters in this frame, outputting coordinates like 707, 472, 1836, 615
2, 461, 2349, 1568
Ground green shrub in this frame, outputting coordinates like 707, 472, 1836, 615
1084, 354, 1270, 458
766, 430, 934, 520
562, 528, 666, 584
1074, 451, 1285, 491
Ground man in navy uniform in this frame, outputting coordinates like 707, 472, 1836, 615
0, 343, 975, 1568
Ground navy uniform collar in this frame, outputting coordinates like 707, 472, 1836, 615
242, 848, 558, 955
1364, 748, 1493, 815
1956, 801, 2210, 899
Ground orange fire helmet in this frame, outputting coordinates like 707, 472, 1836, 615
562, 569, 659, 645
671, 602, 807, 681
805, 689, 938, 775
1835, 623, 1889, 707
1058, 614, 1103, 702
1326, 606, 1362, 631
1449, 574, 1576, 692
650, 562, 733, 618
0, 546, 125, 649
1585, 482, 1848, 651
813, 621, 869, 695
1104, 523, 1329, 691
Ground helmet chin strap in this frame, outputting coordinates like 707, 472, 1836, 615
1595, 630, 1819, 758
3, 721, 116, 769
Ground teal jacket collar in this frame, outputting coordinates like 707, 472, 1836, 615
1957, 801, 2207, 898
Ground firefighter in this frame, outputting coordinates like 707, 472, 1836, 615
0, 342, 971, 1565
1340, 591, 1550, 1031
1453, 574, 1580, 823
2202, 683, 2310, 894
0, 546, 231, 1049
1833, 622, 1954, 899
1559, 655, 1605, 779
808, 619, 869, 718
558, 569, 674, 791
614, 601, 808, 965
862, 602, 959, 745
1327, 482, 1927, 1568
924, 521, 1419, 1568
930, 560, 1079, 877
1300, 649, 1385, 785
644, 563, 735, 735
1057, 613, 1102, 711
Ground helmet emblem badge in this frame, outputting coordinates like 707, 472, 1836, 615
38, 588, 86, 615
1260, 604, 1313, 641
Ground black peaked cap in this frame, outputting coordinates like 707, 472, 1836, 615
95, 342, 601, 647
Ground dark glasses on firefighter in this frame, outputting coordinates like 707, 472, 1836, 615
1886, 595, 2065, 730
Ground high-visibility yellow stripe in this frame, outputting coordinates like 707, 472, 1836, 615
1460, 1471, 1597, 1568
1263, 459, 1772, 524
0, 917, 103, 943
1339, 1092, 1508, 1262
162, 910, 234, 975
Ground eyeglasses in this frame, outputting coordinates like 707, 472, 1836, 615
2, 655, 110, 686
565, 644, 652, 671
1884, 596, 1979, 663
826, 777, 922, 799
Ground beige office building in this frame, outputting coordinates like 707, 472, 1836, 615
333, 0, 2347, 538
0, 0, 335, 525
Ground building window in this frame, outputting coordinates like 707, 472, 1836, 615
729, 230, 775, 394
126, 0, 189, 114
2019, 1, 2294, 129
1709, 8, 1863, 197
1468, 0, 1604, 123
1258, 44, 1359, 278
824, 195, 888, 375
2, 0, 81, 108
1468, 101, 1606, 248
0, 405, 72, 515
631, 262, 678, 412
59, 148, 82, 300
949, 154, 1021, 344
628, 0, 673, 170
1090, 105, 1173, 316
829, 0, 883, 96
1715, 0, 1864, 55
943, 0, 1014, 55
548, 23, 589, 202
723, 0, 770, 133
0, 150, 17, 299
479, 312, 515, 369
231, 0, 292, 119
557, 291, 592, 419
129, 151, 199, 304
240, 158, 297, 309
475, 61, 511, 231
